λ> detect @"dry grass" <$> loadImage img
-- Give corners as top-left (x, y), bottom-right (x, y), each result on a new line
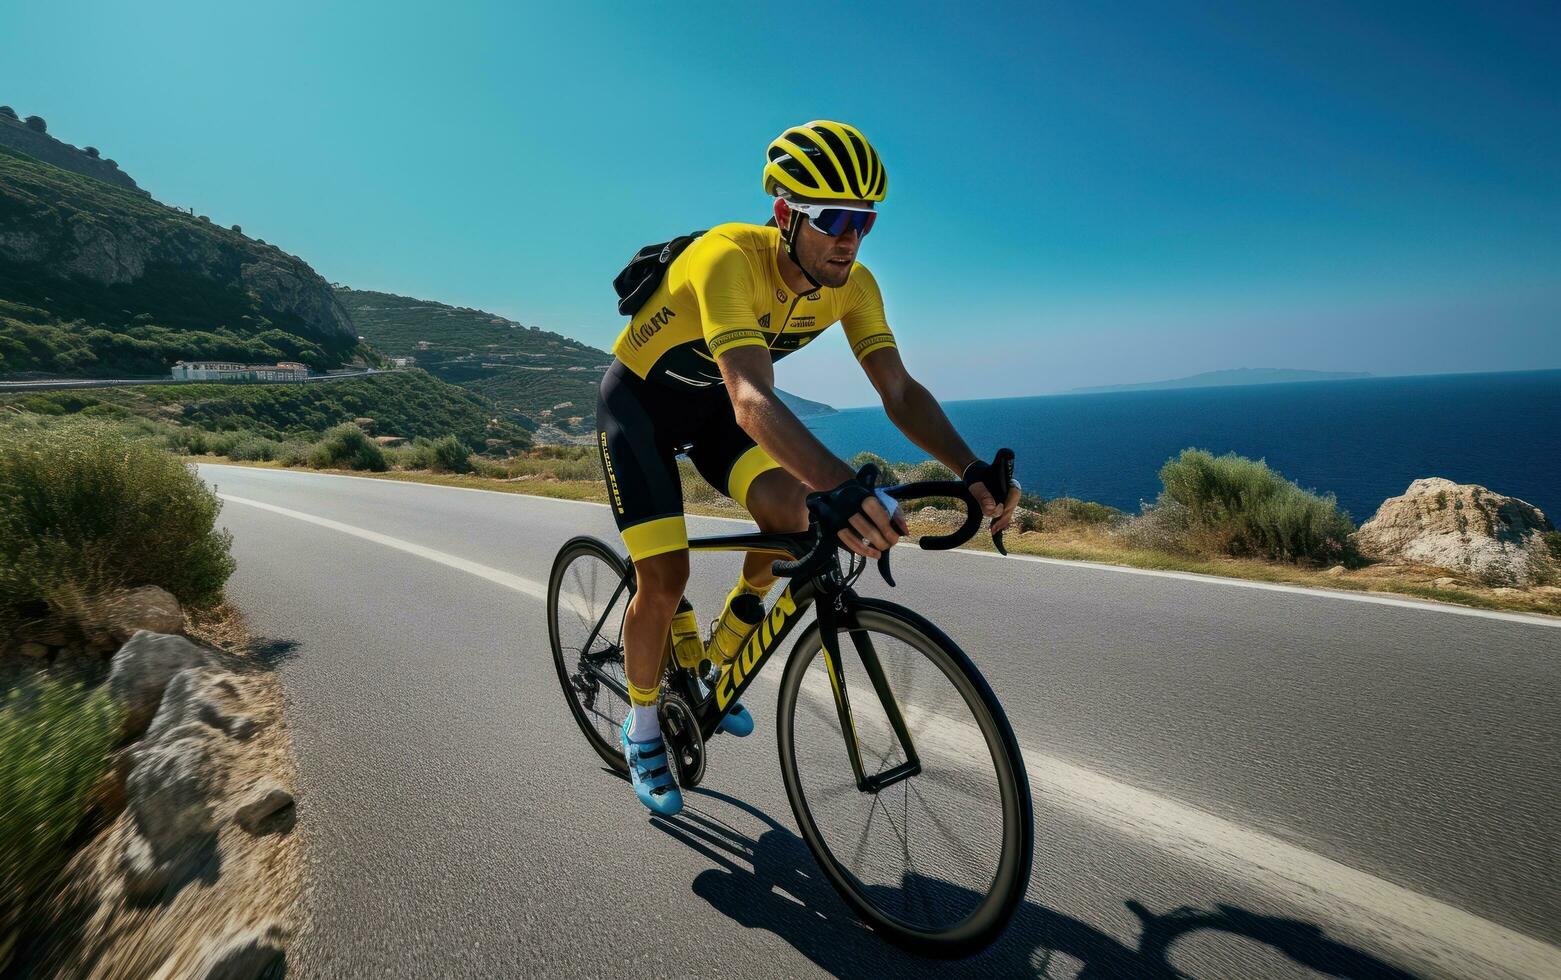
top-left (199, 459), bottom-right (1561, 620)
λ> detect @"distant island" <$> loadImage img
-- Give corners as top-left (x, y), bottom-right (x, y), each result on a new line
top-left (1068, 368), bottom-right (1371, 395)
top-left (776, 389), bottom-right (837, 418)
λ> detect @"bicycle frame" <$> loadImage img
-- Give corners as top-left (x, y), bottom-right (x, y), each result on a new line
top-left (576, 526), bottom-right (924, 795)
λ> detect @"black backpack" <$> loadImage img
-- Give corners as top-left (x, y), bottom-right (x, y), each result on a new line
top-left (612, 231), bottom-right (705, 317)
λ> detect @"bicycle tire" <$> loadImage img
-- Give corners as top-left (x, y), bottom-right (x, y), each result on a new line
top-left (776, 598), bottom-right (1033, 957)
top-left (548, 535), bottom-right (634, 773)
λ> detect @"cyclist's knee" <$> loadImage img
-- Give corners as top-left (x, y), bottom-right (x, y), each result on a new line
top-left (632, 550), bottom-right (689, 610)
top-left (746, 470), bottom-right (807, 531)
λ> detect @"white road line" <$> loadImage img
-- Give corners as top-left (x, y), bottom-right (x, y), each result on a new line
top-left (218, 494), bottom-right (548, 601)
top-left (202, 463), bottom-right (1561, 629)
top-left (219, 490), bottom-right (1561, 979)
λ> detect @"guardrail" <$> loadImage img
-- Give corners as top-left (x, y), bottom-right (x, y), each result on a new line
top-left (0, 370), bottom-right (384, 393)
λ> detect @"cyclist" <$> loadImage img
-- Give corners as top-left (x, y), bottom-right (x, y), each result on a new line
top-left (598, 120), bottom-right (1020, 815)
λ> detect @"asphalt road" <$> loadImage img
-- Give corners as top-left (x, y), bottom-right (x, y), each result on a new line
top-left (197, 463), bottom-right (1561, 979)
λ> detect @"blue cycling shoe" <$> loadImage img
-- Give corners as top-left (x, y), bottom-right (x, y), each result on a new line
top-left (620, 718), bottom-right (683, 816)
top-left (716, 701), bottom-right (754, 737)
top-left (698, 668), bottom-right (754, 737)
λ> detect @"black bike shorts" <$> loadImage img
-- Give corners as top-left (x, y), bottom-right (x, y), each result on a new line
top-left (595, 360), bottom-right (781, 561)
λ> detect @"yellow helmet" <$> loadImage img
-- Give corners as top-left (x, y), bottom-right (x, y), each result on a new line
top-left (764, 121), bottom-right (887, 202)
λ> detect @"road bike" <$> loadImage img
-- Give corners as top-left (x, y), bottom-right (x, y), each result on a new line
top-left (547, 452), bottom-right (1034, 956)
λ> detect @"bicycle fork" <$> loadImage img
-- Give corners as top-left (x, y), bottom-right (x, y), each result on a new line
top-left (817, 596), bottom-right (922, 794)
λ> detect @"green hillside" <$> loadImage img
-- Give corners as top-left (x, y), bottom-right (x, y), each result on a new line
top-left (2, 371), bottom-right (527, 449)
top-left (0, 143), bottom-right (361, 377)
top-left (335, 287), bottom-right (610, 424)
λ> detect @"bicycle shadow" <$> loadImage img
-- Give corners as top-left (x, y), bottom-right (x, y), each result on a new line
top-left (651, 788), bottom-right (1420, 979)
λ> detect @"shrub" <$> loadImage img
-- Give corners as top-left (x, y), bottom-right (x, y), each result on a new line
top-left (1155, 448), bottom-right (1353, 562)
top-left (0, 106), bottom-right (17, 120)
top-left (0, 422), bottom-right (236, 636)
top-left (1046, 497), bottom-right (1123, 527)
top-left (83, 146), bottom-right (100, 158)
top-left (275, 440), bottom-right (313, 467)
top-left (306, 423), bottom-right (387, 471)
top-left (0, 680), bottom-right (120, 946)
top-left (427, 435), bottom-right (473, 474)
top-left (230, 224), bottom-right (242, 234)
top-left (850, 452), bottom-right (899, 484)
top-left (226, 435), bottom-right (279, 462)
top-left (900, 459), bottom-right (957, 483)
top-left (23, 115), bottom-right (46, 133)
top-left (1545, 531), bottom-right (1561, 561)
top-left (1116, 496), bottom-right (1197, 554)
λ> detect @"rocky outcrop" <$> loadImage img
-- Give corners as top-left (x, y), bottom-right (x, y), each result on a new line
top-left (122, 724), bottom-right (230, 900)
top-left (1352, 478), bottom-right (1557, 587)
top-left (0, 142), bottom-right (357, 344)
top-left (109, 631), bottom-right (210, 737)
top-left (0, 112), bottom-right (146, 194)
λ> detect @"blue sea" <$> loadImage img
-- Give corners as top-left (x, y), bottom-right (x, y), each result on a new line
top-left (802, 370), bottom-right (1561, 522)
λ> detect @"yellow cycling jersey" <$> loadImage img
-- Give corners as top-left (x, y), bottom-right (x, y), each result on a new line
top-left (610, 222), bottom-right (896, 388)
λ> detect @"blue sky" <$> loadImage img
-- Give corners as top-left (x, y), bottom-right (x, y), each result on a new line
top-left (4, 1), bottom-right (1558, 404)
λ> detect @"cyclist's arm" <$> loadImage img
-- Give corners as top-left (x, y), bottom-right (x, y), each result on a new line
top-left (717, 346), bottom-right (854, 492)
top-left (860, 347), bottom-right (1016, 528)
top-left (716, 347), bottom-right (902, 556)
top-left (859, 347), bottom-right (981, 478)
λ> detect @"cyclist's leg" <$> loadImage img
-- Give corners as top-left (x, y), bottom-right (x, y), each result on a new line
top-left (736, 465), bottom-right (809, 590)
top-left (596, 364), bottom-right (693, 810)
top-left (687, 415), bottom-right (803, 654)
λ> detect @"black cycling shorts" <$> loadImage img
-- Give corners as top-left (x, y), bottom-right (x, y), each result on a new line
top-left (595, 360), bottom-right (781, 561)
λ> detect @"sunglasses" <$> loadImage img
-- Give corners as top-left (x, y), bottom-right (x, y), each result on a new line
top-left (787, 201), bottom-right (878, 238)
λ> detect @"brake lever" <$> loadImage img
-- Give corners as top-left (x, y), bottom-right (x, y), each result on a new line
top-left (877, 550), bottom-right (896, 588)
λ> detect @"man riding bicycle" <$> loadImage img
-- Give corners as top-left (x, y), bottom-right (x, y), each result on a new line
top-left (597, 120), bottom-right (1021, 816)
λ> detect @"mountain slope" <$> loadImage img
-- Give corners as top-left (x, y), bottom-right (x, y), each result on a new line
top-left (338, 287), bottom-right (839, 427)
top-left (335, 287), bottom-right (609, 423)
top-left (0, 144), bottom-right (359, 376)
top-left (1070, 368), bottom-right (1371, 394)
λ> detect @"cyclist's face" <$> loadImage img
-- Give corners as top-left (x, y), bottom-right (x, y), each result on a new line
top-left (783, 199), bottom-right (873, 289)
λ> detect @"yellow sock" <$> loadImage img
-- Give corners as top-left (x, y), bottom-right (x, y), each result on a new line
top-left (627, 679), bottom-right (660, 707)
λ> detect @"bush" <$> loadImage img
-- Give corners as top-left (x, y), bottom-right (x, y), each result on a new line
top-left (0, 422), bottom-right (236, 636)
top-left (0, 680), bottom-right (120, 946)
top-left (850, 452), bottom-right (899, 484)
top-left (230, 224), bottom-right (242, 234)
top-left (0, 106), bottom-right (17, 120)
top-left (900, 459), bottom-right (956, 483)
top-left (23, 114), bottom-right (46, 133)
top-left (427, 435), bottom-right (473, 474)
top-left (83, 146), bottom-right (100, 158)
top-left (275, 440), bottom-right (313, 467)
top-left (306, 423), bottom-right (387, 471)
top-left (227, 435), bottom-right (279, 462)
top-left (1154, 448), bottom-right (1353, 562)
top-left (1545, 531), bottom-right (1561, 561)
top-left (1046, 497), bottom-right (1123, 527)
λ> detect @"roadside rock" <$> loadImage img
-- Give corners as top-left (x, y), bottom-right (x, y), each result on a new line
top-left (145, 669), bottom-right (257, 743)
top-left (122, 725), bottom-right (229, 899)
top-left (177, 923), bottom-right (287, 980)
top-left (1325, 565), bottom-right (1347, 577)
top-left (109, 631), bottom-right (209, 737)
top-left (234, 780), bottom-right (295, 834)
top-left (89, 586), bottom-right (185, 643)
top-left (1352, 478), bottom-right (1556, 588)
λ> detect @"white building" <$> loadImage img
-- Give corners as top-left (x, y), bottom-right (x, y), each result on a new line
top-left (171, 361), bottom-right (309, 382)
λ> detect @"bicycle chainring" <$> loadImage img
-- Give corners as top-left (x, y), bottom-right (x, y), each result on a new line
top-left (658, 693), bottom-right (706, 789)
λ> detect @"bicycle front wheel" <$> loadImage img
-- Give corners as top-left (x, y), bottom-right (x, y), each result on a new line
top-left (776, 599), bottom-right (1033, 957)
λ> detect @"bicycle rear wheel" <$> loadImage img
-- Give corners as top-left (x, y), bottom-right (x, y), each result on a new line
top-left (548, 535), bottom-right (634, 773)
top-left (776, 598), bottom-right (1033, 956)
